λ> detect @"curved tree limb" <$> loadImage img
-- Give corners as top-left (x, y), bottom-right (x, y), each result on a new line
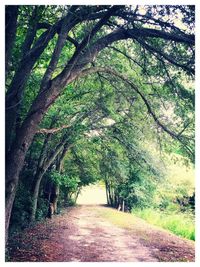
top-left (77, 67), bottom-right (193, 145)
top-left (126, 27), bottom-right (195, 46)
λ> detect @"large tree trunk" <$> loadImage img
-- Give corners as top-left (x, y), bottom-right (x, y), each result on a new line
top-left (6, 121), bottom-right (54, 238)
top-left (5, 5), bottom-right (18, 74)
top-left (6, 140), bottom-right (35, 243)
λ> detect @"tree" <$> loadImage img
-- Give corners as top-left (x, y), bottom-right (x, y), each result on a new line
top-left (5, 5), bottom-right (195, 241)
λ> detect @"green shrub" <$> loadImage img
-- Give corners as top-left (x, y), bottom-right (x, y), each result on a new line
top-left (36, 197), bottom-right (49, 220)
top-left (10, 182), bottom-right (32, 232)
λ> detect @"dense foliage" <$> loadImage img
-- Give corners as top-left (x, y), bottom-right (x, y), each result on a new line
top-left (6, 5), bottom-right (195, 241)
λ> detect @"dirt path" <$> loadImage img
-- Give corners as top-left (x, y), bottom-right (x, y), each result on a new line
top-left (8, 205), bottom-right (195, 262)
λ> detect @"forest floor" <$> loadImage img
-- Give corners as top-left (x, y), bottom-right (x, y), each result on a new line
top-left (7, 205), bottom-right (195, 262)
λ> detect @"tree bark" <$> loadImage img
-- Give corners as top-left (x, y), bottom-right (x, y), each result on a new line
top-left (105, 180), bottom-right (110, 205)
top-left (30, 144), bottom-right (64, 221)
top-left (30, 169), bottom-right (44, 222)
top-left (5, 178), bottom-right (18, 243)
top-left (74, 188), bottom-right (81, 203)
top-left (5, 5), bottom-right (18, 74)
top-left (105, 181), bottom-right (113, 207)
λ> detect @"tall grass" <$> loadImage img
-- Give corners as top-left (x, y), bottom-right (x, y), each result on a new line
top-left (132, 208), bottom-right (195, 241)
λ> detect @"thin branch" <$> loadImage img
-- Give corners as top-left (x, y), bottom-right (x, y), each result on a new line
top-left (135, 37), bottom-right (194, 75)
top-left (108, 45), bottom-right (143, 68)
top-left (37, 124), bottom-right (71, 134)
top-left (66, 36), bottom-right (79, 48)
top-left (177, 121), bottom-right (192, 137)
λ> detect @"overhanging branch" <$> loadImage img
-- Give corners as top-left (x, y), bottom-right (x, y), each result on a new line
top-left (77, 66), bottom-right (190, 143)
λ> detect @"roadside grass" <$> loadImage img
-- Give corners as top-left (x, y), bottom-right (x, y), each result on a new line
top-left (98, 206), bottom-right (195, 241)
top-left (98, 207), bottom-right (137, 229)
top-left (132, 208), bottom-right (195, 241)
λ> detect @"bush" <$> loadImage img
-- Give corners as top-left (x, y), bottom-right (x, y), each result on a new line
top-left (36, 197), bottom-right (49, 220)
top-left (9, 182), bottom-right (32, 232)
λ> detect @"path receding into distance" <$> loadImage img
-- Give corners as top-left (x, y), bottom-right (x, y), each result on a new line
top-left (8, 184), bottom-right (194, 262)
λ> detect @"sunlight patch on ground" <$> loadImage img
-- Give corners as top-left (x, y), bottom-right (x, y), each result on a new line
top-left (77, 183), bottom-right (107, 205)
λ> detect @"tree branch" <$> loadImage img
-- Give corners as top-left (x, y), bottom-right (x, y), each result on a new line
top-left (126, 27), bottom-right (195, 46)
top-left (40, 6), bottom-right (79, 91)
top-left (108, 45), bottom-right (143, 68)
top-left (66, 36), bottom-right (79, 48)
top-left (37, 124), bottom-right (70, 134)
